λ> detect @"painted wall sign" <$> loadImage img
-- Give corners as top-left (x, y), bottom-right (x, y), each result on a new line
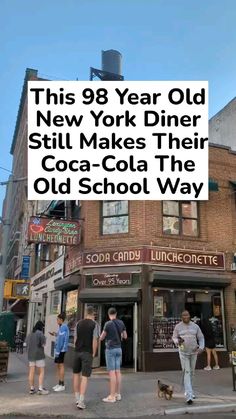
top-left (28, 217), bottom-right (81, 246)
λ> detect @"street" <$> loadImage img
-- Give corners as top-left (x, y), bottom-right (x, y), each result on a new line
top-left (1, 353), bottom-right (236, 418)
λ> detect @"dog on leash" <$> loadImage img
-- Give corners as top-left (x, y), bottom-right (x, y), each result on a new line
top-left (157, 379), bottom-right (173, 400)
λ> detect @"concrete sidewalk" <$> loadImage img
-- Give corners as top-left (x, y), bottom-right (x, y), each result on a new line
top-left (0, 352), bottom-right (236, 417)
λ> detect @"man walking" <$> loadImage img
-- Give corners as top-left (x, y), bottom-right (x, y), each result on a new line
top-left (51, 313), bottom-right (69, 392)
top-left (172, 310), bottom-right (204, 404)
top-left (73, 306), bottom-right (99, 410)
top-left (100, 307), bottom-right (127, 403)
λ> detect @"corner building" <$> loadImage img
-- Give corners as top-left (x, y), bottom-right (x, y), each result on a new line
top-left (63, 143), bottom-right (236, 371)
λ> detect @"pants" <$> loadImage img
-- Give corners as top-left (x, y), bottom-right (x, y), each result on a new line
top-left (179, 352), bottom-right (197, 399)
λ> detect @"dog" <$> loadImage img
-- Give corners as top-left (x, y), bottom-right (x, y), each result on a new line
top-left (157, 379), bottom-right (173, 400)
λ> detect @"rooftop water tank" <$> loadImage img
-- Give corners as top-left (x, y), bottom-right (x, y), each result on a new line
top-left (102, 50), bottom-right (122, 76)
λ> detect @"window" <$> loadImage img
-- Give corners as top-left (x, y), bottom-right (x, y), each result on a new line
top-left (50, 291), bottom-right (61, 315)
top-left (102, 201), bottom-right (128, 235)
top-left (65, 290), bottom-right (78, 343)
top-left (163, 201), bottom-right (198, 236)
top-left (152, 288), bottom-right (225, 350)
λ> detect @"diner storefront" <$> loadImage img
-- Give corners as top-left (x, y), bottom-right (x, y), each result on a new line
top-left (64, 245), bottom-right (232, 371)
top-left (27, 255), bottom-right (64, 357)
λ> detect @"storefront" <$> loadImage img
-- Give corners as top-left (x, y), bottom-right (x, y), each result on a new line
top-left (80, 269), bottom-right (141, 371)
top-left (142, 247), bottom-right (230, 371)
top-left (64, 245), bottom-right (232, 371)
top-left (27, 255), bottom-right (64, 357)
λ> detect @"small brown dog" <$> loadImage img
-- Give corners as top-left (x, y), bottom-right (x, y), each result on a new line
top-left (157, 379), bottom-right (174, 400)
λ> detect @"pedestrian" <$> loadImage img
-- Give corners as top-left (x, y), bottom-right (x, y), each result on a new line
top-left (50, 313), bottom-right (69, 392)
top-left (73, 306), bottom-right (99, 410)
top-left (172, 310), bottom-right (204, 404)
top-left (200, 318), bottom-right (220, 371)
top-left (26, 320), bottom-right (49, 395)
top-left (100, 307), bottom-right (127, 403)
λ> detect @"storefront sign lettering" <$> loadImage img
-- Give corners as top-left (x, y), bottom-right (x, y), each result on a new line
top-left (91, 273), bottom-right (132, 287)
top-left (147, 248), bottom-right (224, 269)
top-left (65, 246), bottom-right (225, 272)
top-left (85, 249), bottom-right (142, 266)
top-left (28, 217), bottom-right (81, 246)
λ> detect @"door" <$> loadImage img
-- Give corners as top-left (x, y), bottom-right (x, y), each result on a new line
top-left (84, 303), bottom-right (102, 368)
top-left (101, 303), bottom-right (134, 368)
top-left (133, 302), bottom-right (138, 372)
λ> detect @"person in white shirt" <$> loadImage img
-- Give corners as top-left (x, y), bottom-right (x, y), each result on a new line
top-left (172, 310), bottom-right (205, 404)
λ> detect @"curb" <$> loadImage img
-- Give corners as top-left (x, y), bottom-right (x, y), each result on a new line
top-left (164, 402), bottom-right (236, 415)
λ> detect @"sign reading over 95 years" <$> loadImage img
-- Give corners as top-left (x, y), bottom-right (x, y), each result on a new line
top-left (28, 81), bottom-right (208, 200)
top-left (28, 216), bottom-right (81, 245)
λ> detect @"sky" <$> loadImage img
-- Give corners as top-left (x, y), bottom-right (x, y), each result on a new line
top-left (0, 0), bottom-right (236, 213)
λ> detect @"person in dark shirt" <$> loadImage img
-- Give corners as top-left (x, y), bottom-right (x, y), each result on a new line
top-left (26, 321), bottom-right (49, 395)
top-left (73, 306), bottom-right (99, 410)
top-left (100, 307), bottom-right (127, 403)
top-left (200, 318), bottom-right (220, 370)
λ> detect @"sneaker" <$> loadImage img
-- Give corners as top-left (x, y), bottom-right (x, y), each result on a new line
top-left (53, 384), bottom-right (60, 391)
top-left (213, 365), bottom-right (220, 370)
top-left (185, 392), bottom-right (196, 399)
top-left (29, 388), bottom-right (36, 395)
top-left (204, 366), bottom-right (212, 371)
top-left (37, 388), bottom-right (49, 395)
top-left (115, 393), bottom-right (122, 401)
top-left (186, 398), bottom-right (193, 405)
top-left (54, 385), bottom-right (65, 392)
top-left (102, 396), bottom-right (116, 403)
top-left (77, 400), bottom-right (86, 409)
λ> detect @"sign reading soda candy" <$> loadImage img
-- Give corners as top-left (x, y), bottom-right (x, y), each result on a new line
top-left (28, 217), bottom-right (81, 246)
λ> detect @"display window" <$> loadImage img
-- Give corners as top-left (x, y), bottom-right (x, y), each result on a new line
top-left (65, 290), bottom-right (78, 343)
top-left (50, 290), bottom-right (61, 315)
top-left (152, 288), bottom-right (225, 351)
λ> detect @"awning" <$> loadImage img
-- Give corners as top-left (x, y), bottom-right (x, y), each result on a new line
top-left (79, 287), bottom-right (141, 302)
top-left (151, 270), bottom-right (231, 288)
top-left (54, 274), bottom-right (80, 291)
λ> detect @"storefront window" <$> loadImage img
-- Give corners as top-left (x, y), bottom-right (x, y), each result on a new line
top-left (163, 201), bottom-right (198, 237)
top-left (50, 291), bottom-right (61, 315)
top-left (152, 288), bottom-right (225, 350)
top-left (102, 201), bottom-right (129, 235)
top-left (65, 290), bottom-right (78, 343)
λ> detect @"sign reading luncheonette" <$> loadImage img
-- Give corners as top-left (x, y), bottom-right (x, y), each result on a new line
top-left (28, 217), bottom-right (81, 246)
top-left (65, 246), bottom-right (225, 275)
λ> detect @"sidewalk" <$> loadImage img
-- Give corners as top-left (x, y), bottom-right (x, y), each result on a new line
top-left (0, 352), bottom-right (236, 417)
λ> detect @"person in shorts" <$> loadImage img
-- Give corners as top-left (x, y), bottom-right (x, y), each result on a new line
top-left (200, 318), bottom-right (220, 370)
top-left (50, 313), bottom-right (69, 392)
top-left (100, 307), bottom-right (127, 403)
top-left (73, 306), bottom-right (99, 410)
top-left (26, 320), bottom-right (49, 395)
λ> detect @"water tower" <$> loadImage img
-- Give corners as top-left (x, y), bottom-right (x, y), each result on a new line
top-left (90, 49), bottom-right (124, 81)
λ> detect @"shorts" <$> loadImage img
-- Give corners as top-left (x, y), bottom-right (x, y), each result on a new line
top-left (29, 359), bottom-right (45, 368)
top-left (205, 339), bottom-right (216, 349)
top-left (105, 347), bottom-right (122, 371)
top-left (54, 352), bottom-right (66, 364)
top-left (73, 351), bottom-right (93, 377)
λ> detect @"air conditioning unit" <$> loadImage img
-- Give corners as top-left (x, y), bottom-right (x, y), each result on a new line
top-left (231, 263), bottom-right (236, 271)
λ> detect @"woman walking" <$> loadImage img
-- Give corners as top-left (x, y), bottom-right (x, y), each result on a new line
top-left (26, 321), bottom-right (49, 395)
top-left (201, 318), bottom-right (220, 371)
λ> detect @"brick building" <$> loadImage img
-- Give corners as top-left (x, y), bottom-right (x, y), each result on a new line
top-left (60, 144), bottom-right (236, 371)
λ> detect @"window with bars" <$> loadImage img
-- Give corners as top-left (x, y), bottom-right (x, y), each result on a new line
top-left (101, 201), bottom-right (129, 235)
top-left (162, 201), bottom-right (198, 237)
